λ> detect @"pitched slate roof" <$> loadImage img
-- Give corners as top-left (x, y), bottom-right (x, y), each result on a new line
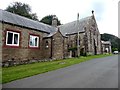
top-left (43, 30), bottom-right (57, 38)
top-left (43, 28), bottom-right (68, 38)
top-left (0, 9), bottom-right (56, 33)
top-left (101, 41), bottom-right (111, 45)
top-left (0, 9), bottom-right (94, 37)
top-left (59, 16), bottom-right (92, 36)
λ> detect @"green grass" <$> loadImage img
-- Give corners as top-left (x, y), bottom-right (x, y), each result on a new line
top-left (2, 54), bottom-right (113, 84)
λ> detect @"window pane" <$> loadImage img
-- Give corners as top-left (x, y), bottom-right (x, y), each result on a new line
top-left (35, 37), bottom-right (37, 46)
top-left (30, 36), bottom-right (33, 46)
top-left (33, 37), bottom-right (35, 46)
top-left (14, 34), bottom-right (18, 44)
top-left (29, 35), bottom-right (39, 47)
top-left (7, 32), bottom-right (13, 44)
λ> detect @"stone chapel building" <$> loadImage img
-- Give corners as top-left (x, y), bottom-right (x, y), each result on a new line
top-left (0, 9), bottom-right (102, 66)
top-left (101, 41), bottom-right (112, 54)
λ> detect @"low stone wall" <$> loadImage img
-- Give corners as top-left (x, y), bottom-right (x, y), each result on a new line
top-left (2, 57), bottom-right (67, 67)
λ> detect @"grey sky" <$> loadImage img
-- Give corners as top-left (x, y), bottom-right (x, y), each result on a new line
top-left (0, 0), bottom-right (118, 36)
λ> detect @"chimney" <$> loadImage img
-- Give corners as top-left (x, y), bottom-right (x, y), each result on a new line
top-left (52, 15), bottom-right (58, 27)
top-left (92, 10), bottom-right (94, 15)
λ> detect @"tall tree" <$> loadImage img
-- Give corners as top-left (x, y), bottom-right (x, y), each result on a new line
top-left (5, 2), bottom-right (38, 21)
top-left (40, 15), bottom-right (61, 26)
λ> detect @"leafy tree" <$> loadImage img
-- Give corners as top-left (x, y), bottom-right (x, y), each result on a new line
top-left (40, 15), bottom-right (61, 26)
top-left (112, 48), bottom-right (118, 51)
top-left (5, 2), bottom-right (38, 21)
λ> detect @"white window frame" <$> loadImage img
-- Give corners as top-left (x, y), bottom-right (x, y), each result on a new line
top-left (6, 31), bottom-right (20, 46)
top-left (29, 35), bottom-right (39, 48)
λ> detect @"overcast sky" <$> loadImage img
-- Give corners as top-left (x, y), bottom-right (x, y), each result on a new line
top-left (0, 0), bottom-right (118, 36)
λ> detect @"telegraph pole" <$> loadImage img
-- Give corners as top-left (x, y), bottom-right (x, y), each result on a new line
top-left (77, 13), bottom-right (80, 57)
top-left (77, 31), bottom-right (80, 57)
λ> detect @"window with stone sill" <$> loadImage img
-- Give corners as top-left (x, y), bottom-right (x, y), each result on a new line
top-left (29, 35), bottom-right (39, 47)
top-left (6, 31), bottom-right (20, 46)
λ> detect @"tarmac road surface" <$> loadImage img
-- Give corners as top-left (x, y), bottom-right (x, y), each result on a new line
top-left (3, 55), bottom-right (118, 88)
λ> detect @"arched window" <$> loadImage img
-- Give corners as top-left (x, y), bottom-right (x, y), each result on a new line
top-left (79, 39), bottom-right (80, 45)
top-left (75, 35), bottom-right (81, 46)
top-left (90, 30), bottom-right (92, 44)
top-left (70, 40), bottom-right (73, 47)
top-left (97, 34), bottom-right (99, 46)
top-left (75, 35), bottom-right (77, 46)
top-left (78, 35), bottom-right (81, 45)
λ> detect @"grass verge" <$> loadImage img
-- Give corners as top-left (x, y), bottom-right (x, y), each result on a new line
top-left (2, 54), bottom-right (113, 83)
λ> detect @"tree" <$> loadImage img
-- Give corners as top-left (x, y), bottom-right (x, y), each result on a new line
top-left (5, 2), bottom-right (38, 21)
top-left (40, 15), bottom-right (61, 26)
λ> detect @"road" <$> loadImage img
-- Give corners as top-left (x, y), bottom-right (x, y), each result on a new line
top-left (3, 55), bottom-right (118, 88)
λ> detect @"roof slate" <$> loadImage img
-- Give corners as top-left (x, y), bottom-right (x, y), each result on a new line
top-left (101, 41), bottom-right (111, 45)
top-left (0, 9), bottom-right (93, 37)
top-left (59, 16), bottom-right (92, 36)
top-left (0, 9), bottom-right (56, 33)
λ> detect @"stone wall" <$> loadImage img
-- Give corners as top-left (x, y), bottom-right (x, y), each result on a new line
top-left (66, 33), bottom-right (86, 57)
top-left (0, 22), bottom-right (2, 65)
top-left (63, 37), bottom-right (69, 58)
top-left (85, 15), bottom-right (101, 55)
top-left (43, 32), bottom-right (69, 59)
top-left (42, 38), bottom-right (52, 59)
top-left (67, 34), bottom-right (77, 57)
top-left (2, 23), bottom-right (48, 63)
top-left (52, 31), bottom-right (64, 59)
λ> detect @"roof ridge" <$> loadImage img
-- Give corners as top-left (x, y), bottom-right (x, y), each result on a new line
top-left (59, 15), bottom-right (92, 36)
